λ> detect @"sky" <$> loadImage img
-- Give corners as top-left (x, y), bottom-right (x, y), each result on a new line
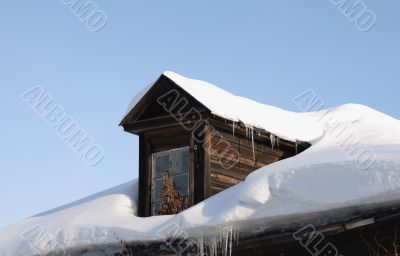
top-left (0, 0), bottom-right (399, 228)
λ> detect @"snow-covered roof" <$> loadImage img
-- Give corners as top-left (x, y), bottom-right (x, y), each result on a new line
top-left (124, 71), bottom-right (321, 142)
top-left (2, 72), bottom-right (400, 255)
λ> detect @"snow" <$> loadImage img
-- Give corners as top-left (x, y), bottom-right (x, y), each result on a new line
top-left (161, 71), bottom-right (323, 143)
top-left (1, 72), bottom-right (400, 255)
top-left (124, 71), bottom-right (322, 142)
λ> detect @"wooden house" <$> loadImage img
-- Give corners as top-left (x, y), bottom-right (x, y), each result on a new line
top-left (121, 73), bottom-right (310, 217)
top-left (59, 72), bottom-right (400, 256)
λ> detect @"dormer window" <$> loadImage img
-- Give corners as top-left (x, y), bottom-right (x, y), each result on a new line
top-left (151, 147), bottom-right (190, 215)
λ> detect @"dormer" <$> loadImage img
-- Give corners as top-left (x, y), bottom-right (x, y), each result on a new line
top-left (121, 72), bottom-right (310, 217)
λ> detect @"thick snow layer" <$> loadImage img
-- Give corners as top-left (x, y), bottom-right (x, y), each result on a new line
top-left (125, 71), bottom-right (322, 142)
top-left (2, 72), bottom-right (400, 255)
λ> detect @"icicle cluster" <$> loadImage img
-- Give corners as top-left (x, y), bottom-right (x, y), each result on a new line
top-left (197, 228), bottom-right (238, 256)
top-left (269, 133), bottom-right (281, 151)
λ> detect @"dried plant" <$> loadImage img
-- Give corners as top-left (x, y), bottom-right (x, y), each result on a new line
top-left (158, 172), bottom-right (188, 215)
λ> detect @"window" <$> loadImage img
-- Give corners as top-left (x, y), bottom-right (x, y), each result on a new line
top-left (151, 147), bottom-right (190, 215)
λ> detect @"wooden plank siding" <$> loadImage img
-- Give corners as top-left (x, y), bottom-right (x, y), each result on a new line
top-left (206, 123), bottom-right (295, 197)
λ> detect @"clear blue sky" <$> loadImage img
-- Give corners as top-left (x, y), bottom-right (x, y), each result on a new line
top-left (1, 1), bottom-right (399, 228)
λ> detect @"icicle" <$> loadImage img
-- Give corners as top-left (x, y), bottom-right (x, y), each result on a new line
top-left (228, 229), bottom-right (234, 256)
top-left (295, 141), bottom-right (298, 155)
top-left (232, 122), bottom-right (235, 138)
top-left (251, 127), bottom-right (255, 164)
top-left (199, 236), bottom-right (204, 256)
top-left (230, 234), bottom-right (233, 256)
top-left (277, 137), bottom-right (280, 150)
top-left (270, 134), bottom-right (276, 151)
top-left (224, 230), bottom-right (229, 256)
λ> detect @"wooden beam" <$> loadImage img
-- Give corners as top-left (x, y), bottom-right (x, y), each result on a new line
top-left (137, 134), bottom-right (148, 217)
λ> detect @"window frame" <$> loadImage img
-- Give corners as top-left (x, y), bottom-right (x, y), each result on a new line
top-left (151, 146), bottom-right (190, 215)
top-left (139, 126), bottom-right (197, 217)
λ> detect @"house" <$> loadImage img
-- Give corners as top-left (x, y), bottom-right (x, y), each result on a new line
top-left (120, 72), bottom-right (310, 217)
top-left (2, 71), bottom-right (400, 256)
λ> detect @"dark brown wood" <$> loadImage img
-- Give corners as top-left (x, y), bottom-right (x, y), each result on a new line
top-left (138, 134), bottom-right (152, 217)
top-left (210, 171), bottom-right (242, 186)
top-left (123, 116), bottom-right (183, 134)
top-left (145, 149), bottom-right (152, 217)
top-left (210, 166), bottom-right (248, 180)
top-left (193, 125), bottom-right (205, 204)
top-left (189, 136), bottom-right (195, 207)
top-left (205, 121), bottom-right (298, 196)
top-left (208, 117), bottom-right (309, 155)
top-left (146, 128), bottom-right (190, 153)
top-left (203, 124), bottom-right (212, 199)
top-left (137, 135), bottom-right (146, 217)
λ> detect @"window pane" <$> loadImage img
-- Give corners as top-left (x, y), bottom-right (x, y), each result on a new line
top-left (153, 153), bottom-right (170, 179)
top-left (152, 202), bottom-right (161, 216)
top-left (171, 173), bottom-right (189, 197)
top-left (151, 178), bottom-right (164, 203)
top-left (171, 147), bottom-right (189, 175)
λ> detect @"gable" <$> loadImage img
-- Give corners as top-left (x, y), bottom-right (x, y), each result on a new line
top-left (121, 74), bottom-right (209, 134)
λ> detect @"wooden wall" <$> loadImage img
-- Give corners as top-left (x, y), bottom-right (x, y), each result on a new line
top-left (205, 121), bottom-right (296, 197)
